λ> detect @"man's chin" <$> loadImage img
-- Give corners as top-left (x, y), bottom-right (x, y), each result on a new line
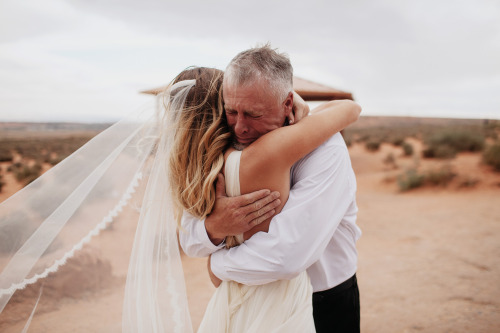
top-left (232, 136), bottom-right (254, 150)
top-left (232, 141), bottom-right (248, 151)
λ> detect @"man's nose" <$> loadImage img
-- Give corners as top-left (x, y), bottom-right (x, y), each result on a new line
top-left (234, 115), bottom-right (249, 135)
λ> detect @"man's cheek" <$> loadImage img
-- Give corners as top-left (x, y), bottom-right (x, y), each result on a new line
top-left (226, 118), bottom-right (236, 129)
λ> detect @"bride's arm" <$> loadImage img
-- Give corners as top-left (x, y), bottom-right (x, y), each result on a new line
top-left (243, 99), bottom-right (361, 178)
top-left (235, 99), bottom-right (360, 241)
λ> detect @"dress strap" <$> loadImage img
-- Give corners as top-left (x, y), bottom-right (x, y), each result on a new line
top-left (223, 150), bottom-right (244, 247)
top-left (224, 150), bottom-right (242, 197)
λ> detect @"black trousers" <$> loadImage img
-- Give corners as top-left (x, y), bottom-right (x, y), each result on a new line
top-left (312, 274), bottom-right (360, 333)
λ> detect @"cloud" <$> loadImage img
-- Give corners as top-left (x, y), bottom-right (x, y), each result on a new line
top-left (0, 0), bottom-right (499, 121)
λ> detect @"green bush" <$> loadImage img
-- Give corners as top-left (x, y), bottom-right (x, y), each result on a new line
top-left (402, 142), bottom-right (414, 156)
top-left (365, 140), bottom-right (381, 152)
top-left (397, 169), bottom-right (425, 191)
top-left (483, 143), bottom-right (500, 171)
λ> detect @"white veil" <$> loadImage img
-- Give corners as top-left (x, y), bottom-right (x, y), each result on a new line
top-left (0, 80), bottom-right (196, 332)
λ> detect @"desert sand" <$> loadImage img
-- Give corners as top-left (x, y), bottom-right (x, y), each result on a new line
top-left (1, 133), bottom-right (499, 332)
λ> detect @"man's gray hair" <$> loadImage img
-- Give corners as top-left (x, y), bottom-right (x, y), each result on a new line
top-left (224, 44), bottom-right (293, 104)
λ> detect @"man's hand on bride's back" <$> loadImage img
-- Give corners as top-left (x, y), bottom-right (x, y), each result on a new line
top-left (205, 174), bottom-right (281, 245)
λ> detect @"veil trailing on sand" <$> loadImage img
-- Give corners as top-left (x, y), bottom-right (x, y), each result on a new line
top-left (0, 80), bottom-right (196, 332)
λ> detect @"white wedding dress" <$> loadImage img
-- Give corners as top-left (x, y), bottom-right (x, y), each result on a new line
top-left (197, 150), bottom-right (316, 333)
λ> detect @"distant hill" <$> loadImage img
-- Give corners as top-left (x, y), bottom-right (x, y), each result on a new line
top-left (0, 122), bottom-right (111, 138)
top-left (348, 116), bottom-right (489, 130)
top-left (0, 117), bottom-right (496, 139)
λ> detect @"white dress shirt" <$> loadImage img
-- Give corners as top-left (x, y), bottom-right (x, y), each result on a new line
top-left (179, 133), bottom-right (361, 292)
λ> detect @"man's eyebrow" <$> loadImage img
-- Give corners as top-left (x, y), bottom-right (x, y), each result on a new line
top-left (223, 106), bottom-right (262, 116)
top-left (245, 110), bottom-right (261, 116)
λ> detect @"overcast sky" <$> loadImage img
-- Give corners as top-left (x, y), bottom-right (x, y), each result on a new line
top-left (1, 0), bottom-right (499, 122)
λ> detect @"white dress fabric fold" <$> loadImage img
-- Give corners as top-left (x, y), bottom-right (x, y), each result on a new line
top-left (197, 150), bottom-right (315, 333)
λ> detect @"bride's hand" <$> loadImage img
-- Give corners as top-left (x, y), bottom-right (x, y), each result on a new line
top-left (208, 255), bottom-right (222, 288)
top-left (289, 91), bottom-right (309, 124)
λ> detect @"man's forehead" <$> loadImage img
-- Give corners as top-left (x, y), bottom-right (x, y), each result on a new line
top-left (224, 77), bottom-right (274, 96)
top-left (224, 95), bottom-right (274, 112)
top-left (224, 101), bottom-right (268, 115)
top-left (224, 82), bottom-right (278, 111)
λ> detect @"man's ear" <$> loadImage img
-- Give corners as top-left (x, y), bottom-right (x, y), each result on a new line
top-left (283, 92), bottom-right (294, 124)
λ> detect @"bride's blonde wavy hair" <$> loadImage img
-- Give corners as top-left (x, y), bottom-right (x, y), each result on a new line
top-left (166, 67), bottom-right (231, 224)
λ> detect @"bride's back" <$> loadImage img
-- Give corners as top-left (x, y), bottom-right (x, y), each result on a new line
top-left (223, 146), bottom-right (291, 242)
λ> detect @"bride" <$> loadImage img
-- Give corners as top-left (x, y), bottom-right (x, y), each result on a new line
top-left (0, 64), bottom-right (359, 331)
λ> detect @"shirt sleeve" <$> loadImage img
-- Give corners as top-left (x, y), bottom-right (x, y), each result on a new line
top-left (210, 135), bottom-right (357, 285)
top-left (178, 211), bottom-right (225, 258)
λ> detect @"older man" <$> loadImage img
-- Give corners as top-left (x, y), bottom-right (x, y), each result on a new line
top-left (180, 45), bottom-right (361, 333)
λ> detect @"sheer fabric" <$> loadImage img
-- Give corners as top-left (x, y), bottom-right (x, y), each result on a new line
top-left (0, 80), bottom-right (196, 332)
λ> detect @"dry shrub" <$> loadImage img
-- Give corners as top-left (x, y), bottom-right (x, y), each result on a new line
top-left (0, 210), bottom-right (36, 253)
top-left (402, 142), bottom-right (414, 156)
top-left (342, 133), bottom-right (353, 147)
top-left (483, 143), bottom-right (500, 171)
top-left (423, 130), bottom-right (485, 159)
top-left (0, 173), bottom-right (5, 193)
top-left (422, 145), bottom-right (456, 158)
top-left (397, 169), bottom-right (425, 191)
top-left (425, 166), bottom-right (456, 186)
top-left (457, 176), bottom-right (480, 188)
top-left (391, 137), bottom-right (405, 146)
top-left (483, 120), bottom-right (500, 139)
top-left (1, 136), bottom-right (92, 166)
top-left (383, 153), bottom-right (398, 169)
top-left (397, 166), bottom-right (456, 191)
top-left (0, 147), bottom-right (13, 162)
top-left (365, 140), bottom-right (381, 152)
top-left (11, 162), bottom-right (42, 185)
top-left (6, 162), bottom-right (22, 172)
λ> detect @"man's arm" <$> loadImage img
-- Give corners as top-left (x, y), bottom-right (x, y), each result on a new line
top-left (179, 211), bottom-right (224, 258)
top-left (178, 174), bottom-right (281, 257)
top-left (210, 134), bottom-right (357, 284)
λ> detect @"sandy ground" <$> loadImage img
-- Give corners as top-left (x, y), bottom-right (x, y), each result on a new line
top-left (1, 142), bottom-right (499, 332)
